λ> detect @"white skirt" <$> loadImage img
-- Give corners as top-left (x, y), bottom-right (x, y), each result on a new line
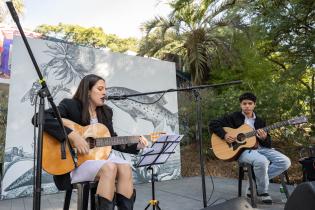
top-left (70, 153), bottom-right (130, 184)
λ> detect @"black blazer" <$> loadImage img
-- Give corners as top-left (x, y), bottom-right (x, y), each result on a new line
top-left (33, 98), bottom-right (139, 190)
top-left (208, 111), bottom-right (272, 149)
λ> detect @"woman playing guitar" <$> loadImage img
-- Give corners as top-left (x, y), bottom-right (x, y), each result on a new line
top-left (36, 74), bottom-right (148, 210)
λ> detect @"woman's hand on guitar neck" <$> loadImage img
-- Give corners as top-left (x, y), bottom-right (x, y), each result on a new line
top-left (137, 136), bottom-right (149, 150)
top-left (224, 133), bottom-right (236, 143)
top-left (68, 131), bottom-right (89, 154)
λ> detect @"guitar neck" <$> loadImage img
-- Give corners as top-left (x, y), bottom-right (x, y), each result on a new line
top-left (94, 135), bottom-right (151, 147)
top-left (245, 120), bottom-right (291, 138)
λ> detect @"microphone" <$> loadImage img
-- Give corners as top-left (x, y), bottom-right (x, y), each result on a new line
top-left (105, 95), bottom-right (125, 100)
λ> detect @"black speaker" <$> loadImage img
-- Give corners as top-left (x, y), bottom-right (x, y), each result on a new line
top-left (285, 181), bottom-right (315, 210)
top-left (201, 197), bottom-right (253, 210)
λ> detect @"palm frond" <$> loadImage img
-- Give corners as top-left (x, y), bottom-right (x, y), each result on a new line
top-left (169, 0), bottom-right (193, 12)
top-left (202, 0), bottom-right (236, 26)
top-left (141, 16), bottom-right (163, 37)
top-left (139, 0), bottom-right (239, 84)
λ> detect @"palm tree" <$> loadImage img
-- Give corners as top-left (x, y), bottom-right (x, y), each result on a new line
top-left (139, 0), bottom-right (238, 84)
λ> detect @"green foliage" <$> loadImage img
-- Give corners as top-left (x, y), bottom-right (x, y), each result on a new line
top-left (172, 0), bottom-right (314, 160)
top-left (248, 0), bottom-right (314, 65)
top-left (178, 26), bottom-right (313, 154)
top-left (35, 23), bottom-right (138, 53)
top-left (139, 0), bottom-right (239, 84)
top-left (0, 85), bottom-right (9, 164)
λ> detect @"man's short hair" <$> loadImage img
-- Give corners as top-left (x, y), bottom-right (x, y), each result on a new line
top-left (239, 92), bottom-right (256, 103)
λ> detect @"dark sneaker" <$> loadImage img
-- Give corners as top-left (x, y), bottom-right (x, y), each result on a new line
top-left (257, 193), bottom-right (273, 204)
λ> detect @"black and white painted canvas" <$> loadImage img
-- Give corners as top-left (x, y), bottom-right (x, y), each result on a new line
top-left (1, 37), bottom-right (180, 199)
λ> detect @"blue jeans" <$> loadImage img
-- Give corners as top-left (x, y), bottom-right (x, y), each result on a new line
top-left (238, 147), bottom-right (291, 194)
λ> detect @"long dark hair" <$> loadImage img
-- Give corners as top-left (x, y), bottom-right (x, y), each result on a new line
top-left (73, 74), bottom-right (108, 125)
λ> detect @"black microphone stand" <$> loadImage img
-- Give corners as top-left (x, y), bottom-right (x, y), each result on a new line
top-left (6, 2), bottom-right (77, 210)
top-left (107, 80), bottom-right (242, 208)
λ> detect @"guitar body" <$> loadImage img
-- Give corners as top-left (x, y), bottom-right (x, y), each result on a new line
top-left (42, 119), bottom-right (112, 175)
top-left (211, 124), bottom-right (257, 161)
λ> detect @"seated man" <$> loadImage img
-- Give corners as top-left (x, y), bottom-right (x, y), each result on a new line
top-left (209, 92), bottom-right (291, 204)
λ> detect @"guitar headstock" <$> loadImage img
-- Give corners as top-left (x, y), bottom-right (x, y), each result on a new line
top-left (288, 116), bottom-right (308, 125)
top-left (149, 132), bottom-right (166, 142)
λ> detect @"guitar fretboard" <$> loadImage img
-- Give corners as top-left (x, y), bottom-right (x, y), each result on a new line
top-left (92, 135), bottom-right (151, 147)
top-left (244, 120), bottom-right (293, 138)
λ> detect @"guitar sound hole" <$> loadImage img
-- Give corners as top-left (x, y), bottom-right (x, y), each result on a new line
top-left (87, 137), bottom-right (95, 149)
top-left (236, 133), bottom-right (246, 143)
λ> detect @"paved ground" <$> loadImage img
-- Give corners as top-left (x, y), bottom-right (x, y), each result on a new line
top-left (0, 176), bottom-right (293, 210)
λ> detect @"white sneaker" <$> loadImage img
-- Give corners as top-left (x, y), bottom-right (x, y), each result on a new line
top-left (257, 193), bottom-right (273, 204)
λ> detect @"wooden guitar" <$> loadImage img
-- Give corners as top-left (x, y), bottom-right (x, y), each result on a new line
top-left (42, 119), bottom-right (161, 175)
top-left (210, 116), bottom-right (308, 161)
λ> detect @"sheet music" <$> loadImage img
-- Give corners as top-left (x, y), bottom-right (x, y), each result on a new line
top-left (137, 134), bottom-right (183, 167)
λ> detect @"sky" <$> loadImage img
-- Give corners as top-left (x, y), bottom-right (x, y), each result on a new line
top-left (20, 0), bottom-right (172, 39)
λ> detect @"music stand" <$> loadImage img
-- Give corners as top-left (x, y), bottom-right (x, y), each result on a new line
top-left (136, 134), bottom-right (183, 210)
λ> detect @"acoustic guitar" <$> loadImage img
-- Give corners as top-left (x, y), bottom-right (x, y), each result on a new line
top-left (42, 118), bottom-right (161, 175)
top-left (210, 116), bottom-right (308, 161)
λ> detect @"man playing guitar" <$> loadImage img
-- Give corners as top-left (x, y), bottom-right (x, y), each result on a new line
top-left (209, 92), bottom-right (291, 204)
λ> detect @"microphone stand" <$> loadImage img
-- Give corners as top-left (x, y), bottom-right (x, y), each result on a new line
top-left (107, 80), bottom-right (242, 208)
top-left (6, 2), bottom-right (77, 210)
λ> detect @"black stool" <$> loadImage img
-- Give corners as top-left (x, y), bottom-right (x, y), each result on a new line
top-left (63, 181), bottom-right (98, 210)
top-left (238, 162), bottom-right (258, 207)
top-left (238, 162), bottom-right (290, 207)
